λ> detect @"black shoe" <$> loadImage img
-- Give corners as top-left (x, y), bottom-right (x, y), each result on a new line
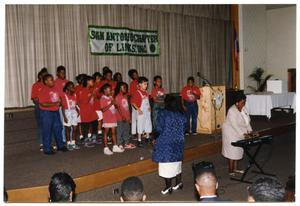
top-left (57, 146), bottom-right (68, 152)
top-left (161, 187), bottom-right (172, 195)
top-left (145, 138), bottom-right (151, 144)
top-left (44, 150), bottom-right (55, 155)
top-left (137, 141), bottom-right (144, 148)
top-left (172, 182), bottom-right (183, 190)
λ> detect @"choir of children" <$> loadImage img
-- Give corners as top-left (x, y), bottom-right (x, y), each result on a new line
top-left (31, 66), bottom-right (201, 155)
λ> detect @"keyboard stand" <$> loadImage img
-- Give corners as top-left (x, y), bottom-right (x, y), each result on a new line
top-left (230, 143), bottom-right (275, 184)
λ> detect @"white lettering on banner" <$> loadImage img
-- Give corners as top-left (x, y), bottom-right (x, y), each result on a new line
top-left (88, 26), bottom-right (160, 56)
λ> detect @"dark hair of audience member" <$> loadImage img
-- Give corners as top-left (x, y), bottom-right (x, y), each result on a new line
top-left (120, 176), bottom-right (145, 202)
top-left (248, 177), bottom-right (285, 202)
top-left (49, 172), bottom-right (76, 202)
top-left (235, 93), bottom-right (247, 103)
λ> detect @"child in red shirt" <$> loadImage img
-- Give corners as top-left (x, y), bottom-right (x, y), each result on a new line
top-left (115, 82), bottom-right (136, 150)
top-left (151, 75), bottom-right (166, 131)
top-left (93, 72), bottom-right (104, 135)
top-left (54, 65), bottom-right (69, 143)
top-left (75, 74), bottom-right (87, 141)
top-left (100, 84), bottom-right (124, 155)
top-left (128, 69), bottom-right (139, 136)
top-left (62, 81), bottom-right (80, 150)
top-left (38, 74), bottom-right (67, 155)
top-left (31, 68), bottom-right (48, 151)
top-left (180, 76), bottom-right (201, 135)
top-left (77, 76), bottom-right (98, 147)
top-left (131, 77), bottom-right (152, 147)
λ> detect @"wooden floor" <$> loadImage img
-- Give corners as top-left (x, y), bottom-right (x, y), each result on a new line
top-left (6, 121), bottom-right (294, 202)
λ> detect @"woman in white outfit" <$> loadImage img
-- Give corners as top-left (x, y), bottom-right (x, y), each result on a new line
top-left (222, 93), bottom-right (254, 176)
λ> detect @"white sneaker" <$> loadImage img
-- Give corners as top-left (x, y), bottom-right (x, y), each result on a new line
top-left (103, 147), bottom-right (113, 155)
top-left (112, 145), bottom-right (124, 153)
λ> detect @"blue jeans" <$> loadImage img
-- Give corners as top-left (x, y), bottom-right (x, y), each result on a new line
top-left (34, 104), bottom-right (43, 144)
top-left (184, 101), bottom-right (198, 133)
top-left (40, 110), bottom-right (65, 152)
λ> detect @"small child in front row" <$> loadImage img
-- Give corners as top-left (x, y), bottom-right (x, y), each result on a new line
top-left (61, 81), bottom-right (80, 150)
top-left (131, 77), bottom-right (152, 147)
top-left (100, 83), bottom-right (124, 155)
top-left (115, 82), bottom-right (136, 150)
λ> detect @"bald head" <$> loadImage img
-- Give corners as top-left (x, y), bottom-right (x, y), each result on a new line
top-left (195, 171), bottom-right (218, 196)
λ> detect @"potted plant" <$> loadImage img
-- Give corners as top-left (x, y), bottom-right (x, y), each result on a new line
top-left (248, 67), bottom-right (273, 92)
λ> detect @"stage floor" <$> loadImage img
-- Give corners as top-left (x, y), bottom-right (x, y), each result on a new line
top-left (4, 114), bottom-right (295, 190)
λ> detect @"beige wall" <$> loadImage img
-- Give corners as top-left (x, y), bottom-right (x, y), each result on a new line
top-left (266, 6), bottom-right (296, 92)
top-left (240, 5), bottom-right (267, 93)
top-left (239, 5), bottom-right (296, 93)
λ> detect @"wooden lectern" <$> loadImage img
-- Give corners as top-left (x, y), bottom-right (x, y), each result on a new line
top-left (197, 85), bottom-right (226, 134)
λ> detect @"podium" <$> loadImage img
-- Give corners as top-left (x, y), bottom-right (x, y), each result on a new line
top-left (197, 86), bottom-right (226, 134)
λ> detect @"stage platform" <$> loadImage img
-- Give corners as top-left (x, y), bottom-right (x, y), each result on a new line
top-left (4, 109), bottom-right (295, 202)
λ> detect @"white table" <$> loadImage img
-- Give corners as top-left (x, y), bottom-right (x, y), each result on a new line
top-left (245, 92), bottom-right (296, 118)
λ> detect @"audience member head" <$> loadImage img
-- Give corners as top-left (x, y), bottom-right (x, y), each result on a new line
top-left (235, 93), bottom-right (247, 111)
top-left (43, 74), bottom-right (55, 87)
top-left (115, 82), bottom-right (128, 96)
top-left (284, 175), bottom-right (295, 201)
top-left (153, 75), bottom-right (162, 88)
top-left (93, 72), bottom-right (102, 84)
top-left (120, 176), bottom-right (146, 202)
top-left (195, 171), bottom-right (218, 198)
top-left (113, 72), bottom-right (122, 82)
top-left (128, 69), bottom-right (138, 80)
top-left (101, 83), bottom-right (112, 96)
top-left (56, 65), bottom-right (66, 80)
top-left (165, 94), bottom-right (183, 113)
top-left (138, 76), bottom-right (148, 91)
top-left (82, 75), bottom-right (94, 88)
top-left (187, 76), bottom-right (195, 87)
top-left (49, 172), bottom-right (76, 202)
top-left (247, 176), bottom-right (285, 202)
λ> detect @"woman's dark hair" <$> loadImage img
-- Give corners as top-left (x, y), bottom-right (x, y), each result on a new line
top-left (115, 82), bottom-right (128, 96)
top-left (235, 93), bottom-right (246, 103)
top-left (138, 76), bottom-right (148, 84)
top-left (49, 172), bottom-right (76, 202)
top-left (63, 81), bottom-right (74, 93)
top-left (82, 75), bottom-right (94, 88)
top-left (165, 94), bottom-right (184, 113)
top-left (100, 83), bottom-right (112, 94)
top-left (128, 69), bottom-right (138, 79)
top-left (113, 72), bottom-right (122, 82)
top-left (75, 73), bottom-right (87, 84)
top-left (187, 76), bottom-right (194, 83)
top-left (93, 72), bottom-right (102, 80)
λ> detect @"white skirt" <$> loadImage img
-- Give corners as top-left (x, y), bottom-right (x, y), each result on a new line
top-left (158, 161), bottom-right (182, 178)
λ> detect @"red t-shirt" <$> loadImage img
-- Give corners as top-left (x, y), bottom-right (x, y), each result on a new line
top-left (38, 86), bottom-right (60, 111)
top-left (61, 93), bottom-right (77, 110)
top-left (129, 80), bottom-right (138, 97)
top-left (131, 89), bottom-right (149, 109)
top-left (99, 80), bottom-right (117, 91)
top-left (100, 95), bottom-right (117, 124)
top-left (115, 93), bottom-right (130, 121)
top-left (151, 87), bottom-right (166, 100)
top-left (54, 78), bottom-right (68, 95)
top-left (31, 81), bottom-right (45, 100)
top-left (180, 85), bottom-right (201, 102)
top-left (94, 82), bottom-right (103, 99)
top-left (77, 87), bottom-right (98, 122)
top-left (75, 85), bottom-right (82, 95)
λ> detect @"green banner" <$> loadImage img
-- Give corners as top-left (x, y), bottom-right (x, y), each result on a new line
top-left (88, 25), bottom-right (160, 56)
